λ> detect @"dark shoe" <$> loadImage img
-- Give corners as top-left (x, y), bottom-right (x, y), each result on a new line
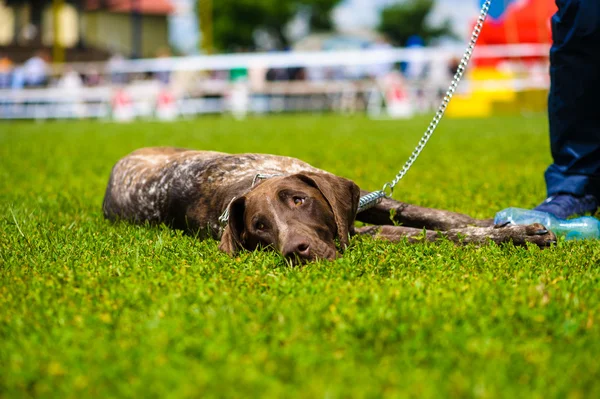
top-left (534, 194), bottom-right (598, 219)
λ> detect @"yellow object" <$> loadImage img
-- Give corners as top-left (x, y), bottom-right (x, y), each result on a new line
top-left (52, 0), bottom-right (65, 63)
top-left (446, 67), bottom-right (543, 118)
top-left (199, 0), bottom-right (213, 54)
top-left (0, 2), bottom-right (15, 45)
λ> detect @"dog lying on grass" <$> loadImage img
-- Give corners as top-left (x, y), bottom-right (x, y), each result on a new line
top-left (103, 147), bottom-right (556, 263)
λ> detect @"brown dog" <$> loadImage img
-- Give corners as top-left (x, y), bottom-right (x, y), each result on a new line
top-left (103, 147), bottom-right (555, 263)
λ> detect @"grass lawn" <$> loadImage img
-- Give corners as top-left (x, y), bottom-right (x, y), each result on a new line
top-left (1, 114), bottom-right (600, 398)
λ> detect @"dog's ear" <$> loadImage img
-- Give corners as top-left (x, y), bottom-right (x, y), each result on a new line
top-left (294, 172), bottom-right (360, 250)
top-left (218, 196), bottom-right (246, 255)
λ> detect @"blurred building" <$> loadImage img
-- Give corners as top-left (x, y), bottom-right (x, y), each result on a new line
top-left (85, 0), bottom-right (172, 58)
top-left (0, 0), bottom-right (172, 62)
top-left (292, 30), bottom-right (387, 52)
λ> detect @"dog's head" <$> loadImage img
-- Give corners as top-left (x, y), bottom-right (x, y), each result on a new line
top-left (218, 172), bottom-right (360, 264)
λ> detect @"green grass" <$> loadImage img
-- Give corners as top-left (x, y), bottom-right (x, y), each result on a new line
top-left (1, 114), bottom-right (600, 398)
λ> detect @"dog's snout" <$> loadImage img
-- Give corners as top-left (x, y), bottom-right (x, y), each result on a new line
top-left (283, 239), bottom-right (311, 260)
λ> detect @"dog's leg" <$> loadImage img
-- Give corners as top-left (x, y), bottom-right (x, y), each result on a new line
top-left (356, 190), bottom-right (494, 230)
top-left (355, 225), bottom-right (439, 243)
top-left (355, 223), bottom-right (556, 247)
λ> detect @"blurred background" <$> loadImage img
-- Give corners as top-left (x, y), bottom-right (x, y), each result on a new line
top-left (0, 0), bottom-right (555, 121)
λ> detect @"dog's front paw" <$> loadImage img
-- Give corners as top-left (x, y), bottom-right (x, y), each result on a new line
top-left (493, 222), bottom-right (556, 247)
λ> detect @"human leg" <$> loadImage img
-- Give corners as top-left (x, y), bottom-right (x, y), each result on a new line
top-left (536, 0), bottom-right (600, 217)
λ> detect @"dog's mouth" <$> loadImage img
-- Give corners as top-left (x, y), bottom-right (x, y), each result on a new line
top-left (246, 240), bottom-right (338, 265)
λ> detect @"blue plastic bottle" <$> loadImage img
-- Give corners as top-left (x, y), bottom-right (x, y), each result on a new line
top-left (494, 207), bottom-right (600, 240)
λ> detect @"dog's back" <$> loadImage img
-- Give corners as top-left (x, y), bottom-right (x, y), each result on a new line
top-left (103, 147), bottom-right (227, 225)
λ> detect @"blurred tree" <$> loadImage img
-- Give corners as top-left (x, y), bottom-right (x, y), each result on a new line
top-left (211, 0), bottom-right (341, 51)
top-left (377, 0), bottom-right (455, 46)
top-left (304, 0), bottom-right (341, 31)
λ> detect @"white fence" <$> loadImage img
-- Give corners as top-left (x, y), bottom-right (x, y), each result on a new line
top-left (0, 44), bottom-right (550, 120)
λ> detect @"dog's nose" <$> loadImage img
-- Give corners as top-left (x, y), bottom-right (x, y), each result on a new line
top-left (283, 239), bottom-right (311, 261)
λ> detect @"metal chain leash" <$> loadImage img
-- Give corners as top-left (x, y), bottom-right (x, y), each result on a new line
top-left (357, 0), bottom-right (492, 213)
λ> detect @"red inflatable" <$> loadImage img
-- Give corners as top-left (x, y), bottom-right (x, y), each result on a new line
top-left (476, 0), bottom-right (557, 66)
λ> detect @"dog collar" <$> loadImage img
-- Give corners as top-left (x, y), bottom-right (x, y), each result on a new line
top-left (218, 173), bottom-right (283, 227)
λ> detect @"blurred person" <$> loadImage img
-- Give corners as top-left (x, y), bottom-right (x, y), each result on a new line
top-left (84, 67), bottom-right (102, 87)
top-left (403, 35), bottom-right (427, 81)
top-left (212, 70), bottom-right (229, 81)
top-left (532, 0), bottom-right (600, 218)
top-left (0, 54), bottom-right (13, 89)
top-left (10, 66), bottom-right (25, 90)
top-left (368, 38), bottom-right (394, 79)
top-left (229, 80), bottom-right (250, 120)
top-left (154, 47), bottom-right (172, 85)
top-left (58, 66), bottom-right (83, 90)
top-left (380, 68), bottom-right (414, 119)
top-left (58, 66), bottom-right (86, 118)
top-left (266, 67), bottom-right (290, 81)
top-left (108, 53), bottom-right (127, 85)
top-left (288, 67), bottom-right (306, 81)
top-left (306, 66), bottom-right (326, 82)
top-left (23, 50), bottom-right (50, 87)
top-left (423, 55), bottom-right (452, 111)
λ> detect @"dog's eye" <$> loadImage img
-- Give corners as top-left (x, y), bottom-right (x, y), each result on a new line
top-left (293, 197), bottom-right (305, 206)
top-left (254, 221), bottom-right (266, 231)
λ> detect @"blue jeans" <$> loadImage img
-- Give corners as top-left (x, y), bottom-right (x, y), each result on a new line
top-left (545, 0), bottom-right (600, 198)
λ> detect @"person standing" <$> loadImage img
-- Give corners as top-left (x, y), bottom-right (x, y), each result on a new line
top-left (23, 50), bottom-right (50, 87)
top-left (534, 0), bottom-right (600, 218)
